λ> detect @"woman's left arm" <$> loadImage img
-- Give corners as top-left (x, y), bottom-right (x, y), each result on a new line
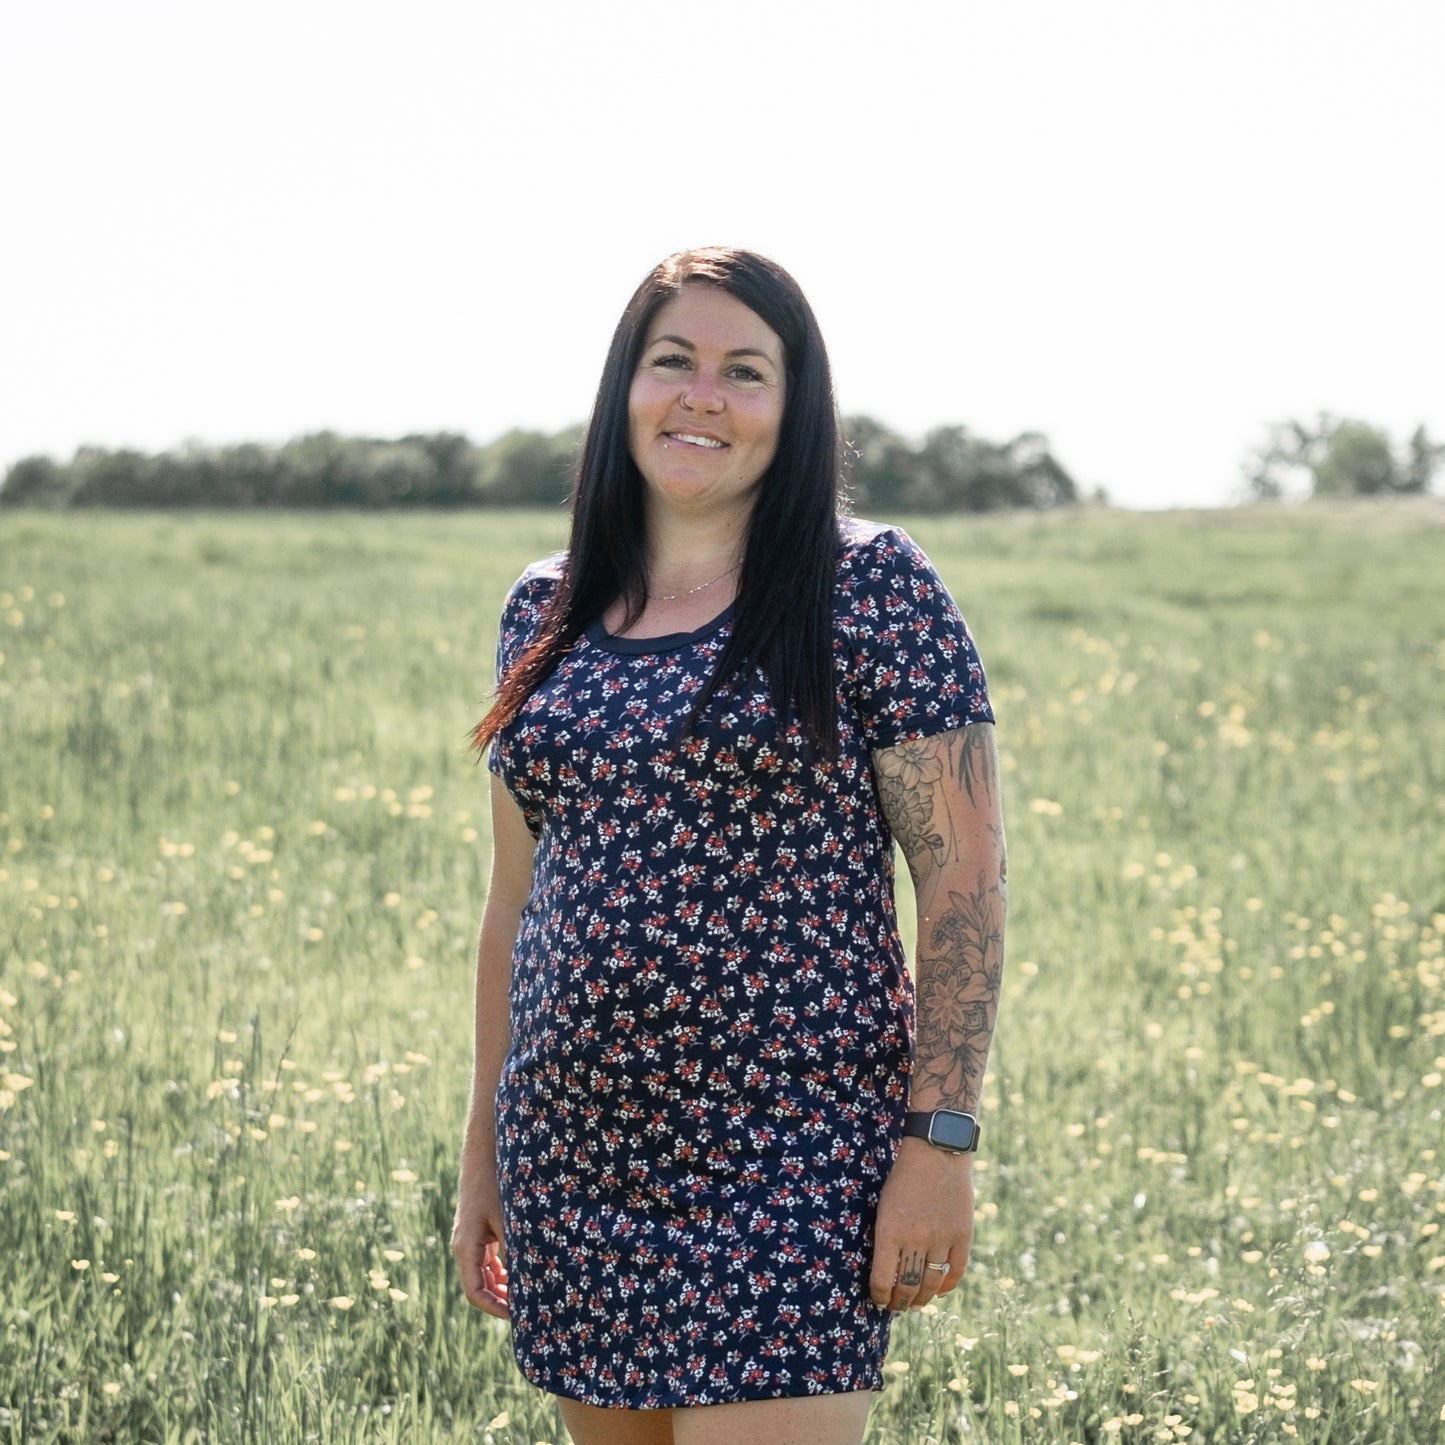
top-left (868, 721), bottom-right (1006, 1312)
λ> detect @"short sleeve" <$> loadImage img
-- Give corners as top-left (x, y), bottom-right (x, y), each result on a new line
top-left (841, 526), bottom-right (994, 752)
top-left (486, 555), bottom-right (564, 775)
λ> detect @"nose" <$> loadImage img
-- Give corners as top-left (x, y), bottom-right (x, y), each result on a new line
top-left (680, 369), bottom-right (724, 413)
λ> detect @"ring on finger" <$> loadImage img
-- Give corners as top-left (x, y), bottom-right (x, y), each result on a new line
top-left (926, 1260), bottom-right (949, 1274)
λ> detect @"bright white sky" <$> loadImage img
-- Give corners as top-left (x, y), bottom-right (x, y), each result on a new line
top-left (3, 0), bottom-right (1442, 508)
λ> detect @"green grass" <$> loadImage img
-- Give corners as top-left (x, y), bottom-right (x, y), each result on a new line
top-left (2, 503), bottom-right (1442, 1443)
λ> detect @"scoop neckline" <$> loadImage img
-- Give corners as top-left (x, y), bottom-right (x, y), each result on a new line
top-left (586, 604), bottom-right (735, 655)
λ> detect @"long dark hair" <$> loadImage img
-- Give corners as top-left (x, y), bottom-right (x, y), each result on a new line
top-left (471, 247), bottom-right (843, 760)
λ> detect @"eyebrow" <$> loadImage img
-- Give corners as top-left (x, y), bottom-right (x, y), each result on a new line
top-left (648, 334), bottom-right (779, 365)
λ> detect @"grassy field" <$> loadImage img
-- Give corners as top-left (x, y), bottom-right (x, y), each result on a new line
top-left (1, 503), bottom-right (1442, 1444)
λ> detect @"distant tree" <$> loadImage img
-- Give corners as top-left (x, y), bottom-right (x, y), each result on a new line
top-left (1004, 431), bottom-right (1079, 509)
top-left (1311, 420), bottom-right (1398, 497)
top-left (842, 415), bottom-right (918, 509)
top-left (274, 432), bottom-right (352, 506)
top-left (1241, 418), bottom-right (1322, 501)
top-left (69, 447), bottom-right (157, 506)
top-left (346, 440), bottom-right (439, 506)
top-left (917, 426), bottom-right (977, 510)
top-left (401, 431), bottom-right (480, 506)
top-left (0, 455), bottom-right (69, 507)
top-left (474, 427), bottom-right (579, 506)
top-left (201, 442), bottom-right (282, 506)
top-left (1405, 425), bottom-right (1445, 494)
top-left (1244, 414), bottom-right (1442, 501)
top-left (843, 415), bottom-right (1076, 512)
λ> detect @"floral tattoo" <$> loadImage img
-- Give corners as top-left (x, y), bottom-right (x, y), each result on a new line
top-left (874, 724), bottom-right (1006, 1113)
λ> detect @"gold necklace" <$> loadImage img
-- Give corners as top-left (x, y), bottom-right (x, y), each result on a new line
top-left (652, 563), bottom-right (739, 603)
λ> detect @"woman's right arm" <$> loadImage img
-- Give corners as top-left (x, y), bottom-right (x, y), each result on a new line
top-left (450, 771), bottom-right (537, 1318)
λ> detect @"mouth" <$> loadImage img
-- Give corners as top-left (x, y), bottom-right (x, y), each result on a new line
top-left (665, 432), bottom-right (727, 450)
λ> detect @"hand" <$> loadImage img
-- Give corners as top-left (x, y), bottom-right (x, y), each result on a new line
top-left (450, 1179), bottom-right (510, 1319)
top-left (868, 1139), bottom-right (975, 1312)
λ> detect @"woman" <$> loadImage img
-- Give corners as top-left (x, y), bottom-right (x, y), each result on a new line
top-left (451, 248), bottom-right (1006, 1445)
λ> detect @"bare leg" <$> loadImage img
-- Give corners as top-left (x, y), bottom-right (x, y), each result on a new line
top-left (672, 1392), bottom-right (873, 1445)
top-left (557, 1397), bottom-right (675, 1445)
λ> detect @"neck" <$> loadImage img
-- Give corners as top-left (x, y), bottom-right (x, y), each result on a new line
top-left (644, 509), bottom-right (748, 594)
top-left (601, 511), bottom-right (748, 639)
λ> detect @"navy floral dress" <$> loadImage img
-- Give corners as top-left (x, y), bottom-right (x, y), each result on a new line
top-left (487, 519), bottom-right (993, 1408)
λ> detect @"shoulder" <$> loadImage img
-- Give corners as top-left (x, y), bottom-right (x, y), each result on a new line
top-left (836, 516), bottom-right (938, 574)
top-left (832, 518), bottom-right (995, 740)
top-left (509, 551), bottom-right (566, 594)
top-left (834, 517), bottom-right (950, 608)
top-left (495, 553), bottom-right (566, 663)
top-left (836, 514), bottom-right (898, 562)
top-left (500, 552), bottom-right (565, 615)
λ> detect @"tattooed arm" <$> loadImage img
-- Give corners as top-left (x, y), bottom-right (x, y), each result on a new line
top-left (867, 722), bottom-right (1007, 1311)
top-left (874, 723), bottom-right (1007, 1112)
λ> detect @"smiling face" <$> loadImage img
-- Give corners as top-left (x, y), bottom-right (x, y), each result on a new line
top-left (627, 285), bottom-right (787, 524)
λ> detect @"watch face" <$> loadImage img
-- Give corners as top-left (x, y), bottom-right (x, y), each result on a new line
top-left (929, 1112), bottom-right (979, 1152)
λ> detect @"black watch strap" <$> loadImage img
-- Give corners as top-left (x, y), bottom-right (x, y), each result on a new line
top-left (903, 1109), bottom-right (981, 1154)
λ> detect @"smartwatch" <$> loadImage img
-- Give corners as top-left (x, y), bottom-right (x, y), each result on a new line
top-left (903, 1109), bottom-right (981, 1155)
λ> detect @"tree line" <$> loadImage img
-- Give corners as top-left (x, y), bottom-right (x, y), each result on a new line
top-left (8, 413), bottom-right (1433, 511)
top-left (0, 419), bottom-right (1079, 512)
top-left (1242, 415), bottom-right (1443, 501)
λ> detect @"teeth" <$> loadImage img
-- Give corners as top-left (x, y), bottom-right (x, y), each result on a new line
top-left (671, 433), bottom-right (724, 449)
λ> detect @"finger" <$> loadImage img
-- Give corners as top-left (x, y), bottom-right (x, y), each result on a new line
top-left (920, 1245), bottom-right (973, 1305)
top-left (480, 1241), bottom-right (510, 1316)
top-left (907, 1255), bottom-right (946, 1310)
top-left (869, 1241), bottom-right (907, 1310)
top-left (464, 1263), bottom-right (510, 1318)
top-left (909, 1255), bottom-right (954, 1309)
top-left (911, 1271), bottom-right (938, 1310)
top-left (474, 1273), bottom-right (511, 1319)
top-left (482, 1243), bottom-right (509, 1293)
top-left (456, 1249), bottom-right (489, 1307)
top-left (887, 1247), bottom-right (930, 1313)
top-left (933, 1253), bottom-right (964, 1298)
top-left (454, 1238), bottom-right (509, 1316)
